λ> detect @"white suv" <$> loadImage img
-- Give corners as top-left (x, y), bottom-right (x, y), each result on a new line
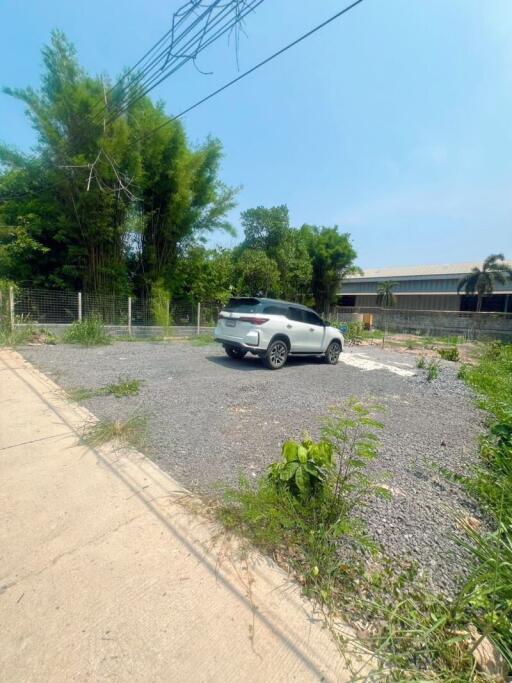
top-left (214, 297), bottom-right (344, 370)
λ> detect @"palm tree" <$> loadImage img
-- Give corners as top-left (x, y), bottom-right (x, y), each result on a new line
top-left (457, 254), bottom-right (512, 312)
top-left (376, 280), bottom-right (397, 309)
top-left (376, 281), bottom-right (397, 346)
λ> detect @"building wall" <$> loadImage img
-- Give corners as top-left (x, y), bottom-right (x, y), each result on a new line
top-left (354, 294), bottom-right (460, 311)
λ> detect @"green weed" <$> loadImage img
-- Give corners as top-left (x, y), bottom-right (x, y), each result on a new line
top-left (438, 346), bottom-right (460, 362)
top-left (416, 355), bottom-right (426, 369)
top-left (426, 359), bottom-right (441, 381)
top-left (69, 377), bottom-right (141, 402)
top-left (63, 316), bottom-right (111, 346)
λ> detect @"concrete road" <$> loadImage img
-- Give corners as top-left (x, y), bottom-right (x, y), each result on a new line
top-left (0, 349), bottom-right (364, 682)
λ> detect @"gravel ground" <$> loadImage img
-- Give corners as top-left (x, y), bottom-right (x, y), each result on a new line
top-left (21, 340), bottom-right (485, 595)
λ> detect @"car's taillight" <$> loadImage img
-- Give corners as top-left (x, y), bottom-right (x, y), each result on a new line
top-left (239, 317), bottom-right (269, 325)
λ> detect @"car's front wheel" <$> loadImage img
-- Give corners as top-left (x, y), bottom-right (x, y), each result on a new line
top-left (324, 340), bottom-right (342, 365)
top-left (225, 346), bottom-right (247, 360)
top-left (263, 339), bottom-right (289, 370)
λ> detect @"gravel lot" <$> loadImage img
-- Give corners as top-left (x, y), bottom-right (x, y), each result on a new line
top-left (21, 340), bottom-right (484, 594)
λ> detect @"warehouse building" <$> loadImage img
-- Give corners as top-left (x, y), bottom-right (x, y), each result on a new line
top-left (340, 262), bottom-right (512, 313)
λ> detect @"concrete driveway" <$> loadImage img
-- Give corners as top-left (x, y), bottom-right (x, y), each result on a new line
top-left (0, 349), bottom-right (363, 682)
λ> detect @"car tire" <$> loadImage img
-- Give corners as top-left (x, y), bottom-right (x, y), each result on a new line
top-left (225, 346), bottom-right (247, 360)
top-left (263, 339), bottom-right (289, 370)
top-left (324, 340), bottom-right (342, 365)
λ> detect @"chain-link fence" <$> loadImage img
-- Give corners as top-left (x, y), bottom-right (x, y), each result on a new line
top-left (3, 286), bottom-right (512, 341)
top-left (1, 286), bottom-right (224, 337)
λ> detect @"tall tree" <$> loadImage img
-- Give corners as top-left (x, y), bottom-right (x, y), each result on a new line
top-left (300, 225), bottom-right (358, 313)
top-left (457, 254), bottom-right (512, 312)
top-left (0, 31), bottom-right (236, 297)
top-left (133, 98), bottom-right (236, 298)
top-left (1, 31), bottom-right (137, 293)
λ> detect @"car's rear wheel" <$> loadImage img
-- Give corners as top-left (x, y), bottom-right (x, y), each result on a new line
top-left (325, 340), bottom-right (342, 365)
top-left (263, 339), bottom-right (288, 370)
top-left (225, 346), bottom-right (247, 360)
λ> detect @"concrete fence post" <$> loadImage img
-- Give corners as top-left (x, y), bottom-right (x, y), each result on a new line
top-left (78, 292), bottom-right (82, 322)
top-left (9, 286), bottom-right (15, 330)
top-left (128, 296), bottom-right (132, 336)
top-left (197, 302), bottom-right (201, 335)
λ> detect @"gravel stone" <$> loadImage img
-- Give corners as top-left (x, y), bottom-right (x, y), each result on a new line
top-left (20, 341), bottom-right (485, 595)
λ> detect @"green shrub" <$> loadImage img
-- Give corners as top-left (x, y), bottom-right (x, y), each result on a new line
top-left (404, 338), bottom-right (416, 349)
top-left (63, 316), bottom-right (111, 346)
top-left (438, 346), bottom-right (459, 362)
top-left (268, 439), bottom-right (333, 500)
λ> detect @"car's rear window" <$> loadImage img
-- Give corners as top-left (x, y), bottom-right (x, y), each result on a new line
top-left (224, 298), bottom-right (262, 313)
top-left (262, 304), bottom-right (287, 315)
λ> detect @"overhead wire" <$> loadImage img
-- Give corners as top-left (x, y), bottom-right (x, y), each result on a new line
top-left (102, 0), bottom-right (263, 124)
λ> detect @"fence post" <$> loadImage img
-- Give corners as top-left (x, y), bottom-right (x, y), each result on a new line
top-left (128, 296), bottom-right (132, 336)
top-left (197, 302), bottom-right (201, 335)
top-left (78, 291), bottom-right (82, 322)
top-left (9, 286), bottom-right (15, 330)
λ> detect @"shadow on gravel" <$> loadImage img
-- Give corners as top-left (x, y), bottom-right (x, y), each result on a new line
top-left (205, 354), bottom-right (326, 372)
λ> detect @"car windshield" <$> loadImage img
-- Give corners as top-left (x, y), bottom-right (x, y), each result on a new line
top-left (224, 298), bottom-right (262, 313)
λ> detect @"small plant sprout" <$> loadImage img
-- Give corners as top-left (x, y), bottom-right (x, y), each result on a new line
top-left (416, 355), bottom-right (426, 369)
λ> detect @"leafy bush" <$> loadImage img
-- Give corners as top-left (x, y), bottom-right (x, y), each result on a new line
top-left (63, 316), bottom-right (111, 346)
top-left (438, 346), bottom-right (459, 362)
top-left (268, 439), bottom-right (333, 500)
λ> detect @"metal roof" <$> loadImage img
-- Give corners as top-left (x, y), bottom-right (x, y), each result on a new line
top-left (345, 261), bottom-right (512, 280)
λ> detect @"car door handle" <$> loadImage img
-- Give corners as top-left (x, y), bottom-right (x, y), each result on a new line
top-left (286, 324), bottom-right (293, 329)
top-left (309, 328), bottom-right (315, 332)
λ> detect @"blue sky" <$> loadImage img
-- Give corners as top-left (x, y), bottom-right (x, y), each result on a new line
top-left (1, 0), bottom-right (511, 267)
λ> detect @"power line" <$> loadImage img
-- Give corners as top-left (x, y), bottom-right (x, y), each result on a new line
top-left (0, 0), bottom-right (364, 202)
top-left (103, 0), bottom-right (264, 124)
top-left (135, 0), bottom-right (365, 144)
top-left (92, 0), bottom-right (225, 122)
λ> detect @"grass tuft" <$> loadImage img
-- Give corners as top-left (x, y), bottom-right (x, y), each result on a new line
top-left (69, 377), bottom-right (141, 402)
top-left (82, 415), bottom-right (147, 450)
top-left (189, 333), bottom-right (215, 346)
top-left (63, 316), bottom-right (111, 346)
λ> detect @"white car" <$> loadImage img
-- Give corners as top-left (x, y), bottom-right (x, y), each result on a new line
top-left (214, 297), bottom-right (344, 370)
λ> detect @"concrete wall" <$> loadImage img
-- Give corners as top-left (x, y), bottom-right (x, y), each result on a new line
top-left (20, 323), bottom-right (215, 339)
top-left (335, 308), bottom-right (512, 341)
top-left (355, 294), bottom-right (460, 311)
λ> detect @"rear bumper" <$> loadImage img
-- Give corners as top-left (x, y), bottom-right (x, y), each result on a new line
top-left (215, 338), bottom-right (265, 352)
